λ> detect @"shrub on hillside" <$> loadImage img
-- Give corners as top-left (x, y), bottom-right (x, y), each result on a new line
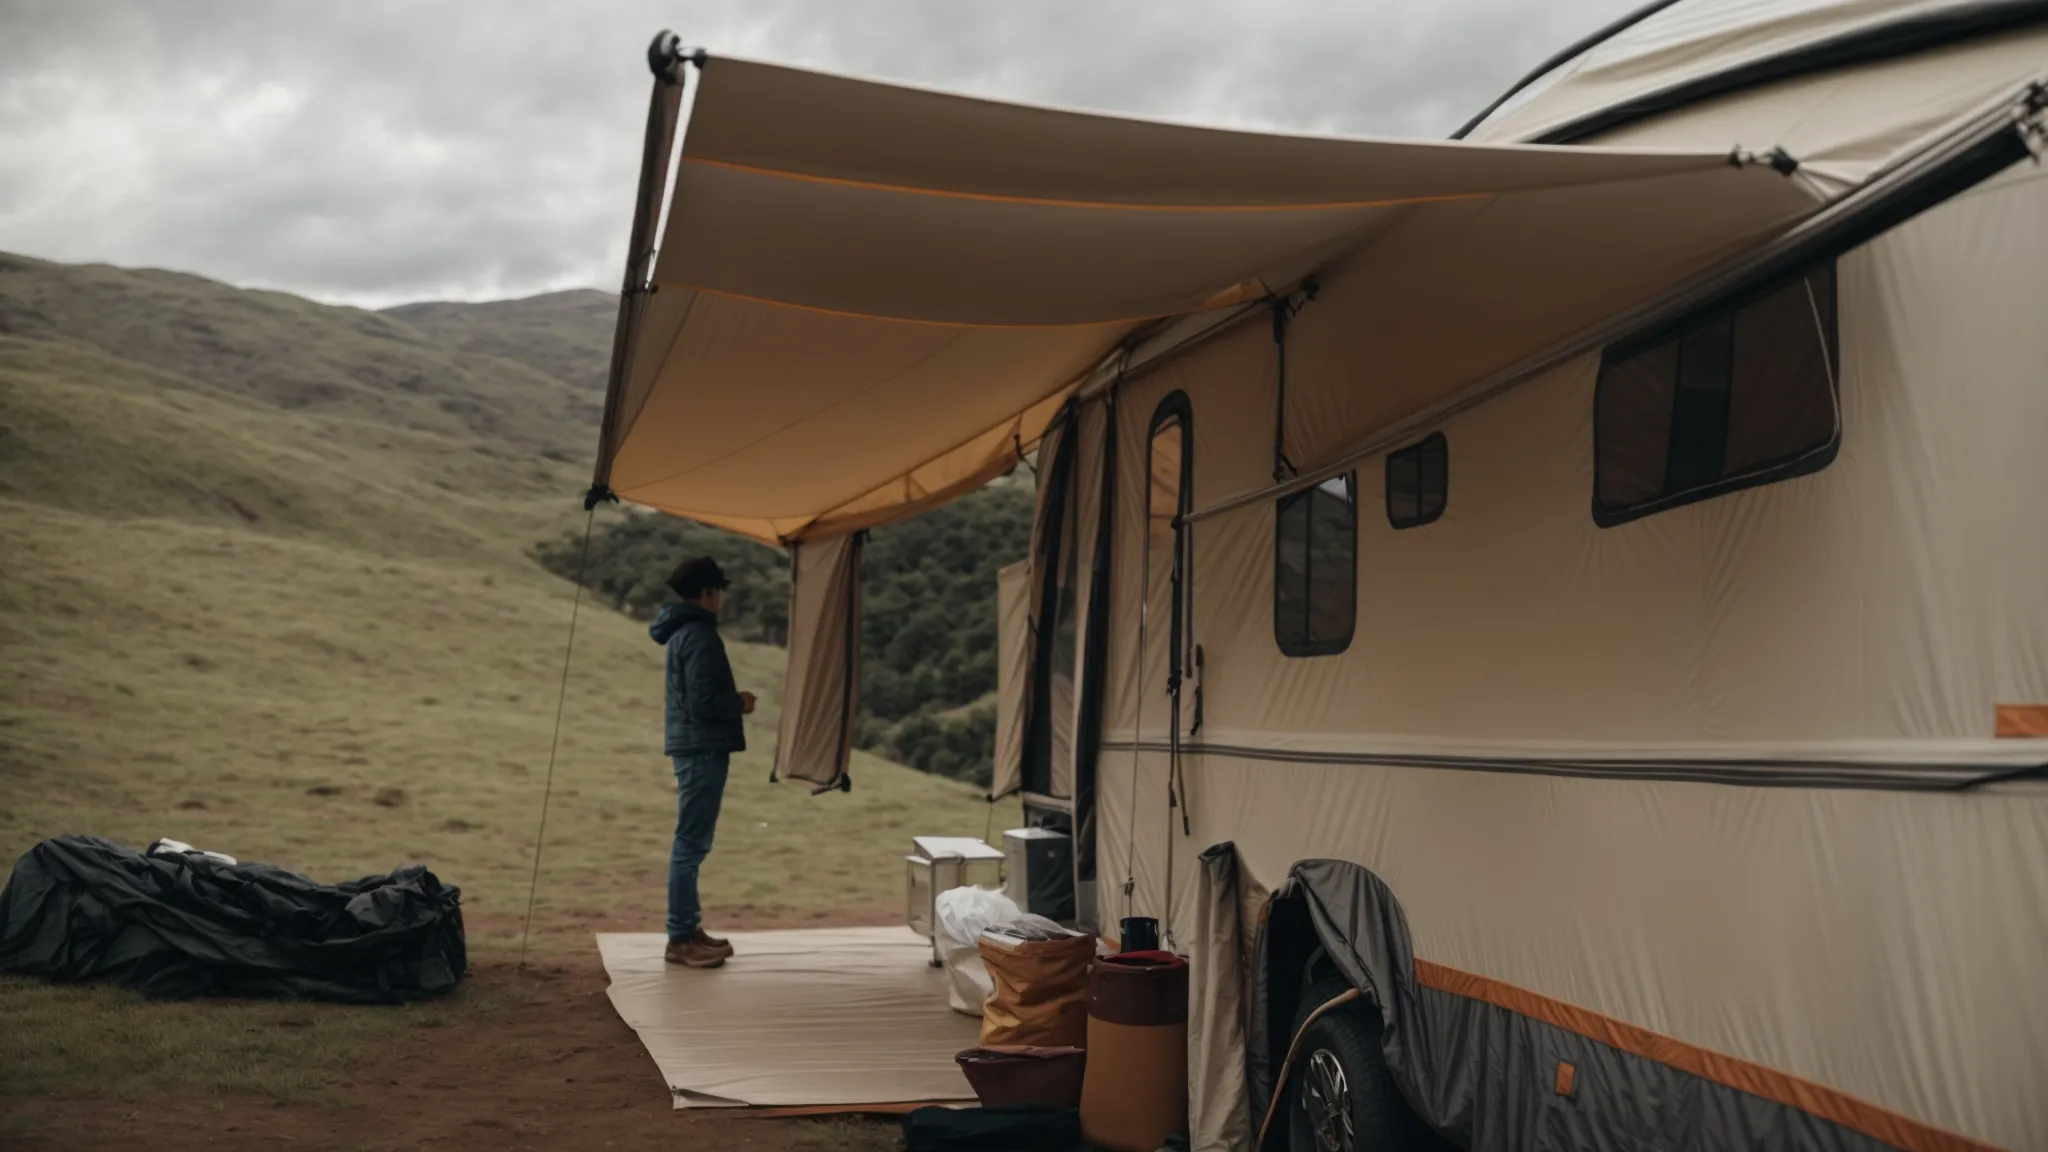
top-left (869, 700), bottom-right (998, 788)
top-left (533, 478), bottom-right (1034, 782)
top-left (532, 510), bottom-right (790, 644)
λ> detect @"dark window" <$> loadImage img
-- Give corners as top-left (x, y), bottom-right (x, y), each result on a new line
top-left (1594, 262), bottom-right (1839, 526)
top-left (1385, 432), bottom-right (1448, 529)
top-left (1275, 473), bottom-right (1356, 657)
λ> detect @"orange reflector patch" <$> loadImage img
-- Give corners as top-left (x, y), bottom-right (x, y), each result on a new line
top-left (1555, 1062), bottom-right (1577, 1098)
top-left (1995, 704), bottom-right (2048, 737)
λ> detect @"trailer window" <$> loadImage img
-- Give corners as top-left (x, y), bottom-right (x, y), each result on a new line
top-left (1594, 262), bottom-right (1839, 526)
top-left (1385, 432), bottom-right (1448, 529)
top-left (1275, 473), bottom-right (1356, 657)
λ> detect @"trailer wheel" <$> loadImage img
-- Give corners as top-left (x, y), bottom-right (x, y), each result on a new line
top-left (1287, 976), bottom-right (1426, 1152)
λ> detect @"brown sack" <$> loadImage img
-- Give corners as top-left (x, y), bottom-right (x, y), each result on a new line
top-left (977, 931), bottom-right (1095, 1048)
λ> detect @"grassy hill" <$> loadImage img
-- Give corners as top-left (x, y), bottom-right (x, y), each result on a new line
top-left (384, 289), bottom-right (618, 399)
top-left (0, 251), bottom-right (1014, 965)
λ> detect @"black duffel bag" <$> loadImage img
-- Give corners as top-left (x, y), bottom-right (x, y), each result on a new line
top-left (902, 1104), bottom-right (1084, 1152)
top-left (0, 834), bottom-right (465, 1003)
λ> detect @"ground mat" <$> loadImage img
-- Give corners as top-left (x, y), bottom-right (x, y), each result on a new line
top-left (597, 926), bottom-right (981, 1109)
top-left (0, 835), bottom-right (465, 1002)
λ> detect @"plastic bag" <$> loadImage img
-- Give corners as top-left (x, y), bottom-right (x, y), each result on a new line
top-left (935, 886), bottom-right (1019, 1016)
top-left (936, 886), bottom-right (1022, 946)
top-left (146, 838), bottom-right (237, 866)
top-left (978, 914), bottom-right (1074, 946)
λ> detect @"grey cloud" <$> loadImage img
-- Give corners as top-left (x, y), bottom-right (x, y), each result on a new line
top-left (0, 0), bottom-right (1637, 306)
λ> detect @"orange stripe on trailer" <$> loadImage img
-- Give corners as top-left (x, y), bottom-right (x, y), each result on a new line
top-left (1994, 704), bottom-right (2048, 737)
top-left (1413, 959), bottom-right (2003, 1152)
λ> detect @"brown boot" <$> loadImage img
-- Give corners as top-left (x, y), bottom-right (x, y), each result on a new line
top-left (693, 927), bottom-right (735, 959)
top-left (664, 937), bottom-right (726, 968)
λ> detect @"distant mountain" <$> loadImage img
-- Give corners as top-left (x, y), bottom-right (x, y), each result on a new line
top-left (0, 253), bottom-right (605, 466)
top-left (383, 289), bottom-right (616, 399)
top-left (0, 251), bottom-right (595, 554)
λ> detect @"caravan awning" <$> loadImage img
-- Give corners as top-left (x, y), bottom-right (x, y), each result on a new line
top-left (595, 52), bottom-right (1822, 544)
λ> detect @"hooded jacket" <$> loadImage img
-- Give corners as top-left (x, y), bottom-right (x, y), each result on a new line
top-left (649, 602), bottom-right (746, 756)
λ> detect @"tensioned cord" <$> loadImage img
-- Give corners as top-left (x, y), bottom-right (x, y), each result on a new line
top-left (517, 507), bottom-right (598, 970)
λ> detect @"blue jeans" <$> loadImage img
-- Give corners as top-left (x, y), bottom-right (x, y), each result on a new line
top-left (667, 751), bottom-right (730, 941)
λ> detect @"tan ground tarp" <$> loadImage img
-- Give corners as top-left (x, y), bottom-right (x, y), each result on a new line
top-left (771, 533), bottom-right (861, 790)
top-left (991, 558), bottom-right (1031, 800)
top-left (597, 928), bottom-right (979, 1108)
top-left (597, 55), bottom-right (1819, 544)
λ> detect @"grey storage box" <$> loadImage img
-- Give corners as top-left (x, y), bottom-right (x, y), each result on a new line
top-left (1003, 827), bottom-right (1074, 922)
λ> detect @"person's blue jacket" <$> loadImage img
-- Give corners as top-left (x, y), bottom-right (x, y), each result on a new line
top-left (650, 603), bottom-right (746, 756)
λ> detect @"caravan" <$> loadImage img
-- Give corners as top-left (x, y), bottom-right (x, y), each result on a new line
top-left (591, 4), bottom-right (2048, 1148)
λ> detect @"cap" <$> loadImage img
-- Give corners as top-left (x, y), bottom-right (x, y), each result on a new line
top-left (666, 555), bottom-right (730, 598)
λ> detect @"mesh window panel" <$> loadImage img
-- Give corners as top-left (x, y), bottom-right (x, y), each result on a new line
top-left (1276, 473), bottom-right (1356, 657)
top-left (1594, 341), bottom-right (1678, 510)
top-left (1306, 477), bottom-right (1358, 647)
top-left (1386, 432), bottom-right (1447, 530)
top-left (1594, 261), bottom-right (1839, 526)
top-left (1727, 267), bottom-right (1838, 475)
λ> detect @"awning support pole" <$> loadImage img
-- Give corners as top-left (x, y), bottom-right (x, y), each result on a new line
top-left (589, 31), bottom-right (705, 501)
top-left (1267, 278), bottom-right (1319, 485)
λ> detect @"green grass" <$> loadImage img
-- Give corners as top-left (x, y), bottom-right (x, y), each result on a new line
top-left (0, 253), bottom-right (1019, 1106)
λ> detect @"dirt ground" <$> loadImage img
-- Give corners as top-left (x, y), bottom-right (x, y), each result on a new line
top-left (1, 915), bottom-right (909, 1152)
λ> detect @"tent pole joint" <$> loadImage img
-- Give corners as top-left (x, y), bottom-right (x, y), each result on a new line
top-left (2019, 82), bottom-right (2047, 158)
top-left (1727, 145), bottom-right (1802, 175)
top-left (582, 483), bottom-right (618, 512)
top-left (646, 31), bottom-right (707, 83)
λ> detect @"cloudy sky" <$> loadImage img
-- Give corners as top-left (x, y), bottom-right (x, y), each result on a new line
top-left (0, 0), bottom-right (1640, 307)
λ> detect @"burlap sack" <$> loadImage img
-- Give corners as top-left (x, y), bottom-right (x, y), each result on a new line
top-left (976, 929), bottom-right (1095, 1048)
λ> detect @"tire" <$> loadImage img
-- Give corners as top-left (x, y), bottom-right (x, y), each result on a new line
top-left (1286, 975), bottom-right (1426, 1152)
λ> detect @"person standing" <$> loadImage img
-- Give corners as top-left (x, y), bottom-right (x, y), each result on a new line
top-left (648, 555), bottom-right (755, 968)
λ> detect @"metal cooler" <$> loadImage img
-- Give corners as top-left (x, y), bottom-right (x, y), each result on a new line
top-left (904, 835), bottom-right (1005, 965)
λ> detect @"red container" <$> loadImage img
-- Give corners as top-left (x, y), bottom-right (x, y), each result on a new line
top-left (954, 1044), bottom-right (1088, 1109)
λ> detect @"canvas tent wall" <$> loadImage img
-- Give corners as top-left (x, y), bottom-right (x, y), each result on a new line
top-left (1081, 10), bottom-right (2048, 1152)
top-left (991, 558), bottom-right (1031, 801)
top-left (591, 7), bottom-right (2048, 1150)
top-left (1093, 161), bottom-right (2048, 1151)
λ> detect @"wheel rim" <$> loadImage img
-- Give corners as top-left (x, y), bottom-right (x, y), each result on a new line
top-left (1300, 1048), bottom-right (1353, 1152)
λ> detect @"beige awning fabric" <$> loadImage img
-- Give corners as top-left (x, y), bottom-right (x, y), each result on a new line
top-left (771, 532), bottom-right (862, 791)
top-left (596, 55), bottom-right (1822, 544)
top-left (991, 558), bottom-right (1031, 801)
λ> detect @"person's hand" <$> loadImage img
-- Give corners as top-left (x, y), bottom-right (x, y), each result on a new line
top-left (739, 691), bottom-right (757, 715)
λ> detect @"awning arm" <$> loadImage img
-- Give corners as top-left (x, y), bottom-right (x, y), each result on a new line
top-left (1184, 76), bottom-right (2048, 529)
top-left (590, 32), bottom-right (708, 499)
